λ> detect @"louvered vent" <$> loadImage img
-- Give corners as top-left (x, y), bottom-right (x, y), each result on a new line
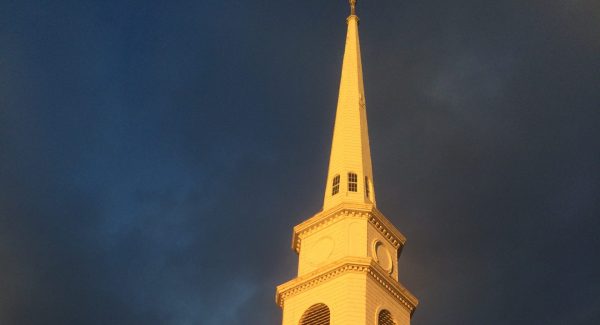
top-left (378, 309), bottom-right (395, 325)
top-left (299, 303), bottom-right (330, 325)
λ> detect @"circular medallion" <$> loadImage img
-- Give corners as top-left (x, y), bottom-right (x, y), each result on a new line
top-left (307, 236), bottom-right (334, 266)
top-left (374, 241), bottom-right (393, 273)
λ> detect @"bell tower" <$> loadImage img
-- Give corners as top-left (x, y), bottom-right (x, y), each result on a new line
top-left (276, 1), bottom-right (418, 324)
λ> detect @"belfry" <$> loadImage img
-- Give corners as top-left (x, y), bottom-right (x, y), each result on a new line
top-left (275, 1), bottom-right (419, 324)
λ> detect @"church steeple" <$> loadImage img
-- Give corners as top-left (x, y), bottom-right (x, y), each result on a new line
top-left (276, 3), bottom-right (418, 324)
top-left (323, 0), bottom-right (376, 211)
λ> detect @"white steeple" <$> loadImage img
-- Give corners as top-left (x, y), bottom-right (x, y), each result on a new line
top-left (323, 0), bottom-right (376, 211)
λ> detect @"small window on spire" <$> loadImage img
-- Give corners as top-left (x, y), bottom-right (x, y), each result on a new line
top-left (332, 175), bottom-right (340, 195)
top-left (365, 176), bottom-right (370, 198)
top-left (348, 173), bottom-right (358, 192)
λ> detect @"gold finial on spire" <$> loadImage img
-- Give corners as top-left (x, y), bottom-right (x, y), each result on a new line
top-left (349, 0), bottom-right (357, 16)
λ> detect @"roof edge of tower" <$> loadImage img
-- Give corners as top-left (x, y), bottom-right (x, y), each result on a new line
top-left (291, 203), bottom-right (406, 254)
top-left (275, 256), bottom-right (419, 315)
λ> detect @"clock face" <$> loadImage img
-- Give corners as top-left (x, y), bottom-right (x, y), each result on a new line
top-left (374, 241), bottom-right (393, 273)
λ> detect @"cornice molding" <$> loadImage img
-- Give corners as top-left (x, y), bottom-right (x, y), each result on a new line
top-left (291, 203), bottom-right (407, 254)
top-left (275, 257), bottom-right (418, 316)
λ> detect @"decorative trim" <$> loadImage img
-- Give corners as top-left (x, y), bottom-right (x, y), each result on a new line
top-left (291, 204), bottom-right (406, 254)
top-left (275, 257), bottom-right (418, 316)
top-left (368, 261), bottom-right (417, 315)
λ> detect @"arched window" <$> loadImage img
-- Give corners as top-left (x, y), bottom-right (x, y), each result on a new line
top-left (365, 176), bottom-right (370, 198)
top-left (332, 175), bottom-right (340, 195)
top-left (300, 303), bottom-right (330, 325)
top-left (378, 309), bottom-right (395, 325)
top-left (348, 172), bottom-right (358, 192)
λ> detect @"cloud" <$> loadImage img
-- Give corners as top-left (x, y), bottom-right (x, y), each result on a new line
top-left (0, 0), bottom-right (598, 324)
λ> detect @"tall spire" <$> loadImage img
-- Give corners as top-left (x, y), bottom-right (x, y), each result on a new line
top-left (276, 4), bottom-right (419, 321)
top-left (322, 1), bottom-right (376, 211)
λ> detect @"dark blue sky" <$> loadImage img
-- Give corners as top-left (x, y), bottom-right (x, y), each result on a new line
top-left (1, 0), bottom-right (599, 324)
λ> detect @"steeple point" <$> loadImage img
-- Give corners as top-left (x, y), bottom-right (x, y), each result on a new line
top-left (349, 0), bottom-right (357, 16)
